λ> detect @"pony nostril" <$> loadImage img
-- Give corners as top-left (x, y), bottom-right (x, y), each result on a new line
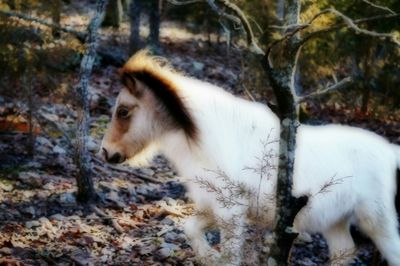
top-left (107, 152), bottom-right (126, 164)
top-left (102, 148), bottom-right (109, 160)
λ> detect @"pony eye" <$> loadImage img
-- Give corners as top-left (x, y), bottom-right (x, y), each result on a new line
top-left (117, 107), bottom-right (130, 119)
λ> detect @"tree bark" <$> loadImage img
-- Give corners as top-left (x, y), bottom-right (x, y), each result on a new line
top-left (148, 0), bottom-right (161, 53)
top-left (75, 0), bottom-right (108, 203)
top-left (102, 0), bottom-right (123, 28)
top-left (50, 0), bottom-right (62, 37)
top-left (122, 0), bottom-right (132, 12)
top-left (129, 0), bottom-right (142, 53)
top-left (265, 66), bottom-right (308, 265)
top-left (23, 66), bottom-right (35, 157)
top-left (276, 0), bottom-right (285, 21)
top-left (263, 0), bottom-right (308, 264)
top-left (361, 40), bottom-right (375, 114)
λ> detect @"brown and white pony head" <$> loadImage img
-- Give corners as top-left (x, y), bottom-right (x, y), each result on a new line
top-left (100, 50), bottom-right (197, 164)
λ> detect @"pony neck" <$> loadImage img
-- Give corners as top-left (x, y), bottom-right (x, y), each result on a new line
top-left (158, 129), bottom-right (203, 177)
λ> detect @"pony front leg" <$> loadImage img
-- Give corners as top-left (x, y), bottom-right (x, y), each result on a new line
top-left (183, 214), bottom-right (220, 264)
top-left (217, 208), bottom-right (247, 266)
top-left (323, 219), bottom-right (356, 266)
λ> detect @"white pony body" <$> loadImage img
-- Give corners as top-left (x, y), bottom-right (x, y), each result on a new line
top-left (162, 76), bottom-right (400, 264)
top-left (100, 51), bottom-right (400, 265)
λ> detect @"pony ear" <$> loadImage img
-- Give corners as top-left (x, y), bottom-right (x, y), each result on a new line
top-left (121, 73), bottom-right (143, 98)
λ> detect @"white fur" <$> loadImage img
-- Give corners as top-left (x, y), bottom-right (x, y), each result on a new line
top-left (158, 75), bottom-right (400, 265)
top-left (102, 69), bottom-right (400, 265)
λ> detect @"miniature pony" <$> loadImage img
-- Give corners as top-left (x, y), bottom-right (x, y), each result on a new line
top-left (100, 51), bottom-right (400, 265)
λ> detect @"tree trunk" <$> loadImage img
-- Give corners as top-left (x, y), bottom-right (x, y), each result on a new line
top-left (263, 0), bottom-right (308, 264)
top-left (102, 0), bottom-right (123, 28)
top-left (276, 0), bottom-right (285, 21)
top-left (129, 0), bottom-right (142, 54)
top-left (264, 65), bottom-right (307, 266)
top-left (122, 0), bottom-right (132, 12)
top-left (23, 66), bottom-right (35, 157)
top-left (122, 0), bottom-right (132, 21)
top-left (361, 86), bottom-right (371, 114)
top-left (361, 40), bottom-right (375, 115)
top-left (148, 0), bottom-right (161, 53)
top-left (75, 0), bottom-right (108, 203)
top-left (50, 0), bottom-right (62, 37)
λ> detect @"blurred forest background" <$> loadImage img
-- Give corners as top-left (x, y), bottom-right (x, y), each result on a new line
top-left (0, 0), bottom-right (399, 265)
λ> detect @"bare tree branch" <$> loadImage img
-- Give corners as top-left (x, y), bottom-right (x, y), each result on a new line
top-left (362, 0), bottom-right (396, 15)
top-left (267, 9), bottom-right (400, 57)
top-left (297, 76), bottom-right (353, 103)
top-left (269, 24), bottom-right (310, 30)
top-left (92, 156), bottom-right (163, 184)
top-left (166, 0), bottom-right (263, 54)
top-left (243, 84), bottom-right (256, 102)
top-left (265, 23), bottom-right (309, 68)
top-left (327, 8), bottom-right (400, 46)
top-left (214, 0), bottom-right (264, 54)
top-left (0, 9), bottom-right (86, 41)
top-left (291, 44), bottom-right (303, 101)
top-left (165, 0), bottom-right (203, 5)
top-left (300, 12), bottom-right (400, 45)
top-left (206, 0), bottom-right (240, 25)
top-left (353, 12), bottom-right (400, 23)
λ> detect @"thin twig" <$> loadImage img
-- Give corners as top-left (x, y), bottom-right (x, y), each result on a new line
top-left (327, 8), bottom-right (400, 46)
top-left (353, 12), bottom-right (400, 23)
top-left (109, 164), bottom-right (163, 184)
top-left (291, 44), bottom-right (304, 100)
top-left (167, 0), bottom-right (264, 54)
top-left (92, 156), bottom-right (163, 184)
top-left (300, 10), bottom-right (400, 46)
top-left (264, 8), bottom-right (328, 63)
top-left (362, 0), bottom-right (396, 15)
top-left (265, 24), bottom-right (308, 68)
top-left (297, 76), bottom-right (353, 103)
top-left (90, 205), bottom-right (124, 234)
top-left (269, 24), bottom-right (309, 31)
top-left (166, 0), bottom-right (203, 5)
top-left (243, 85), bottom-right (256, 102)
top-left (267, 9), bottom-right (400, 59)
top-left (214, 0), bottom-right (264, 54)
top-left (205, 0), bottom-right (241, 25)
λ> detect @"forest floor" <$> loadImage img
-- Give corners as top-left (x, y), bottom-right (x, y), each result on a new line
top-left (1, 2), bottom-right (400, 266)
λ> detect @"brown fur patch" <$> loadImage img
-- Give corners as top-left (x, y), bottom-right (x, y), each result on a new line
top-left (107, 118), bottom-right (129, 145)
top-left (115, 115), bottom-right (131, 139)
top-left (106, 100), bottom-right (134, 144)
top-left (120, 51), bottom-right (198, 140)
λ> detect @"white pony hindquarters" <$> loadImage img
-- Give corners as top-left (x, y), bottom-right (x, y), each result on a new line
top-left (353, 147), bottom-right (400, 266)
top-left (292, 125), bottom-right (400, 264)
top-left (393, 144), bottom-right (400, 168)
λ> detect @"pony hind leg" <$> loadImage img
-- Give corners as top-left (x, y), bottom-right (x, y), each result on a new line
top-left (323, 219), bottom-right (356, 265)
top-left (356, 204), bottom-right (400, 266)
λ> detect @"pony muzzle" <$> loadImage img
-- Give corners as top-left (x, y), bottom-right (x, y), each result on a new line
top-left (101, 147), bottom-right (126, 164)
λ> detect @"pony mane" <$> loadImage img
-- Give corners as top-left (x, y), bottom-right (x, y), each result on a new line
top-left (121, 50), bottom-right (177, 77)
top-left (119, 50), bottom-right (198, 141)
